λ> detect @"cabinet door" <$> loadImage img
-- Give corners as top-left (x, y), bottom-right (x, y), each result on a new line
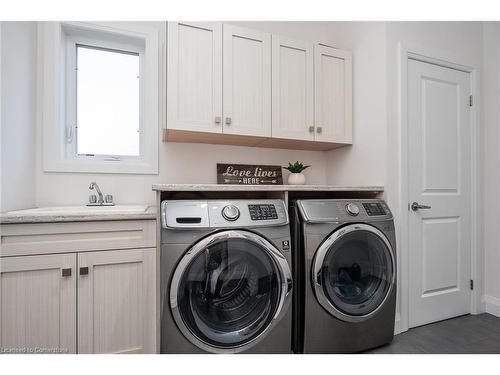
top-left (314, 45), bottom-right (352, 143)
top-left (167, 22), bottom-right (222, 133)
top-left (77, 248), bottom-right (155, 354)
top-left (223, 25), bottom-right (271, 137)
top-left (272, 35), bottom-right (314, 141)
top-left (0, 253), bottom-right (76, 353)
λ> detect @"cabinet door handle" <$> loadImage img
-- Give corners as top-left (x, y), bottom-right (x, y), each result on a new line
top-left (316, 126), bottom-right (322, 134)
top-left (214, 116), bottom-right (221, 124)
top-left (308, 126), bottom-right (315, 133)
top-left (225, 117), bottom-right (232, 125)
top-left (79, 267), bottom-right (89, 276)
top-left (61, 268), bottom-right (72, 277)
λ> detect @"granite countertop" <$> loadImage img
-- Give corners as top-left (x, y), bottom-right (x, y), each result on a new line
top-left (0, 205), bottom-right (157, 224)
top-left (152, 183), bottom-right (384, 192)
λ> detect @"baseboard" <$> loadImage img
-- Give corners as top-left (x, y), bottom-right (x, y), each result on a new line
top-left (394, 318), bottom-right (401, 335)
top-left (484, 295), bottom-right (500, 317)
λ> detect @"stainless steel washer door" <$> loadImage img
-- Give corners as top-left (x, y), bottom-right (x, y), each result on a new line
top-left (170, 230), bottom-right (292, 353)
top-left (312, 224), bottom-right (395, 322)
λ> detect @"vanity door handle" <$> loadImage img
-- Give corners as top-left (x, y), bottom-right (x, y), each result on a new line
top-left (79, 267), bottom-right (89, 276)
top-left (61, 268), bottom-right (72, 277)
top-left (308, 126), bottom-right (315, 133)
top-left (316, 126), bottom-right (322, 134)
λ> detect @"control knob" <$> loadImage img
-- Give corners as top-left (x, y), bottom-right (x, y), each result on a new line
top-left (222, 205), bottom-right (240, 221)
top-left (345, 202), bottom-right (360, 216)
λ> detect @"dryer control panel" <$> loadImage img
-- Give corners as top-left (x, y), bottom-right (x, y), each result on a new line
top-left (296, 199), bottom-right (392, 223)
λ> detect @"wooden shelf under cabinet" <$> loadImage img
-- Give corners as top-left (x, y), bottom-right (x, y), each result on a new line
top-left (163, 129), bottom-right (350, 151)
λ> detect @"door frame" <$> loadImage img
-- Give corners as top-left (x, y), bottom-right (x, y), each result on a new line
top-left (396, 43), bottom-right (482, 333)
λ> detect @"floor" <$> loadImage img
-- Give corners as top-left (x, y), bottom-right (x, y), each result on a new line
top-left (366, 313), bottom-right (500, 354)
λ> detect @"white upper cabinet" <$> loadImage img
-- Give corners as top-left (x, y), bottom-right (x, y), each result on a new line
top-left (166, 22), bottom-right (353, 150)
top-left (314, 44), bottom-right (352, 143)
top-left (167, 22), bottom-right (222, 133)
top-left (271, 35), bottom-right (314, 141)
top-left (0, 253), bottom-right (77, 353)
top-left (222, 25), bottom-right (271, 137)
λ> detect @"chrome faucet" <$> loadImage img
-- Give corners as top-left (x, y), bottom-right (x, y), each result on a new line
top-left (89, 182), bottom-right (104, 204)
top-left (88, 182), bottom-right (114, 206)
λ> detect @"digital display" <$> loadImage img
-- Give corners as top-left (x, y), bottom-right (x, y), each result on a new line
top-left (362, 203), bottom-right (386, 216)
top-left (248, 204), bottom-right (278, 220)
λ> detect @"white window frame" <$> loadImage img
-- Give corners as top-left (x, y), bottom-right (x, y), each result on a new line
top-left (39, 21), bottom-right (160, 174)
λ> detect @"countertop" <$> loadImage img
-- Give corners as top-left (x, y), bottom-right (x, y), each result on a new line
top-left (152, 183), bottom-right (384, 192)
top-left (0, 205), bottom-right (157, 224)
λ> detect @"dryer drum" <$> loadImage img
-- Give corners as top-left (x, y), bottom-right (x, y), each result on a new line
top-left (315, 227), bottom-right (394, 320)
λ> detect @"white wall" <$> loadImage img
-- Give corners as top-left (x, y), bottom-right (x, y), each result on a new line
top-left (325, 22), bottom-right (387, 187)
top-left (0, 22), bottom-right (37, 212)
top-left (482, 22), bottom-right (500, 316)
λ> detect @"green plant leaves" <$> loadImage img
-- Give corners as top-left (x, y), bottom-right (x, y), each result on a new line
top-left (282, 161), bottom-right (310, 173)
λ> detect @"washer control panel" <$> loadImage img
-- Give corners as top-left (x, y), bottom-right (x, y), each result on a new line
top-left (362, 202), bottom-right (386, 216)
top-left (248, 204), bottom-right (278, 221)
top-left (161, 199), bottom-right (288, 228)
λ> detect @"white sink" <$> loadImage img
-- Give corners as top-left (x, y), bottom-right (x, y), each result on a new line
top-left (8, 205), bottom-right (149, 216)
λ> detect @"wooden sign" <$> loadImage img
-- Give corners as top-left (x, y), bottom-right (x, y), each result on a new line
top-left (217, 163), bottom-right (283, 185)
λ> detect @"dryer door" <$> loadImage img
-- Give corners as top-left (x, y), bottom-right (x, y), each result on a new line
top-left (170, 230), bottom-right (292, 353)
top-left (312, 223), bottom-right (395, 322)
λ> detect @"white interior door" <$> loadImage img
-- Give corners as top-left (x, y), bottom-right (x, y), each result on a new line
top-left (167, 22), bottom-right (222, 133)
top-left (271, 35), bottom-right (314, 141)
top-left (314, 44), bottom-right (352, 143)
top-left (223, 24), bottom-right (271, 137)
top-left (408, 59), bottom-right (472, 328)
top-left (0, 253), bottom-right (76, 353)
top-left (77, 248), bottom-right (156, 353)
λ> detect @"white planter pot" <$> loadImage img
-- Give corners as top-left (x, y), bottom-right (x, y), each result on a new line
top-left (287, 172), bottom-right (306, 185)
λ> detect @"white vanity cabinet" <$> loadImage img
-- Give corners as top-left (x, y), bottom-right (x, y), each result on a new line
top-left (77, 248), bottom-right (155, 354)
top-left (0, 253), bottom-right (77, 353)
top-left (0, 220), bottom-right (156, 354)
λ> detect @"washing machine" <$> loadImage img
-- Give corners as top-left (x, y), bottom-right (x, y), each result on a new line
top-left (290, 199), bottom-right (397, 353)
top-left (160, 199), bottom-right (293, 353)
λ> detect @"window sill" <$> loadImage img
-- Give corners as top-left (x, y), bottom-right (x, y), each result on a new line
top-left (43, 158), bottom-right (158, 175)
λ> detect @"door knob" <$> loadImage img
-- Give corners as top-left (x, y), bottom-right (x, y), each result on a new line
top-left (308, 126), bottom-right (315, 133)
top-left (316, 126), bottom-right (322, 134)
top-left (411, 202), bottom-right (431, 211)
top-left (214, 116), bottom-right (221, 124)
top-left (225, 117), bottom-right (232, 125)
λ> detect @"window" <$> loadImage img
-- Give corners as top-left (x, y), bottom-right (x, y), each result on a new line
top-left (75, 45), bottom-right (140, 157)
top-left (40, 22), bottom-right (160, 174)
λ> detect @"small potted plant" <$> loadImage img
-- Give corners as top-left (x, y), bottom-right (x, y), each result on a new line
top-left (283, 161), bottom-right (310, 185)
